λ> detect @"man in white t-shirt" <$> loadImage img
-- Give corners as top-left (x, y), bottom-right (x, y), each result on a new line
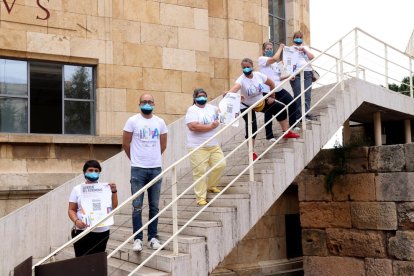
top-left (123, 93), bottom-right (168, 252)
top-left (185, 88), bottom-right (226, 206)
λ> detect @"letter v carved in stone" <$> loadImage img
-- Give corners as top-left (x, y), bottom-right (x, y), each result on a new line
top-left (3, 0), bottom-right (17, 14)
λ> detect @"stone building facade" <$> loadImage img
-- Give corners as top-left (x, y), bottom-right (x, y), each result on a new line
top-left (0, 0), bottom-right (311, 216)
top-left (298, 144), bottom-right (414, 275)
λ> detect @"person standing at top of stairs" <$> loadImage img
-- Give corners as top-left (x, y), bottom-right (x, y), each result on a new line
top-left (227, 58), bottom-right (300, 161)
top-left (289, 30), bottom-right (316, 122)
top-left (185, 88), bottom-right (226, 206)
top-left (122, 93), bottom-right (168, 252)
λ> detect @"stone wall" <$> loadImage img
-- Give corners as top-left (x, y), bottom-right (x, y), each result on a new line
top-left (0, 134), bottom-right (121, 217)
top-left (297, 144), bottom-right (414, 276)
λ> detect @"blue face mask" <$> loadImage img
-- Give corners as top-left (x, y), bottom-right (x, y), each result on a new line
top-left (293, 38), bottom-right (303, 45)
top-left (265, 50), bottom-right (273, 57)
top-left (195, 96), bottom-right (207, 105)
top-left (85, 172), bottom-right (100, 182)
top-left (242, 67), bottom-right (253, 76)
top-left (140, 103), bottom-right (154, 115)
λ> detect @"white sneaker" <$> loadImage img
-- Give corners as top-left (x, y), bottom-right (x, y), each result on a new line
top-left (133, 239), bottom-right (143, 252)
top-left (268, 138), bottom-right (277, 142)
top-left (148, 237), bottom-right (162, 250)
top-left (293, 126), bottom-right (301, 132)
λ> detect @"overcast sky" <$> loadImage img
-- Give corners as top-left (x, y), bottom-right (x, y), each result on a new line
top-left (310, 0), bottom-right (414, 52)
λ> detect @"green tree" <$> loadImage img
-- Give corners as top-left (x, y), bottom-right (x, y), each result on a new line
top-left (388, 75), bottom-right (413, 96)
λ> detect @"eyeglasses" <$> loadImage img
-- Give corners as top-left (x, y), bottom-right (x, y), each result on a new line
top-left (140, 100), bottom-right (154, 105)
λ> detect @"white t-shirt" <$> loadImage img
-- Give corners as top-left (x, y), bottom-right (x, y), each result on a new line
top-left (123, 114), bottom-right (168, 168)
top-left (69, 182), bottom-right (110, 233)
top-left (185, 104), bottom-right (219, 148)
top-left (258, 56), bottom-right (283, 92)
top-left (235, 71), bottom-right (267, 107)
top-left (292, 46), bottom-right (312, 72)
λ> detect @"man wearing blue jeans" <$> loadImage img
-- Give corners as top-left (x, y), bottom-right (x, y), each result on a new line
top-left (123, 93), bottom-right (168, 252)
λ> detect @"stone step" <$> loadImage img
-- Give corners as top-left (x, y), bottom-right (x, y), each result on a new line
top-left (105, 238), bottom-right (191, 274)
top-left (112, 214), bottom-right (222, 229)
top-left (109, 228), bottom-right (205, 254)
top-left (108, 257), bottom-right (170, 276)
top-left (118, 205), bottom-right (237, 222)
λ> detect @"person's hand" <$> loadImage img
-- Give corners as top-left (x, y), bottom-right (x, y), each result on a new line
top-left (75, 218), bottom-right (88, 229)
top-left (240, 95), bottom-right (245, 101)
top-left (297, 46), bottom-right (304, 52)
top-left (279, 43), bottom-right (285, 49)
top-left (211, 120), bottom-right (219, 129)
top-left (109, 183), bottom-right (117, 193)
top-left (266, 97), bottom-right (275, 104)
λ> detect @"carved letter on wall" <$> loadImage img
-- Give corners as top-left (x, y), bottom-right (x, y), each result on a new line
top-left (36, 0), bottom-right (50, 20)
top-left (2, 0), bottom-right (17, 14)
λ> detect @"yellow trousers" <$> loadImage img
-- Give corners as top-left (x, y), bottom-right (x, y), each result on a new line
top-left (189, 146), bottom-right (226, 202)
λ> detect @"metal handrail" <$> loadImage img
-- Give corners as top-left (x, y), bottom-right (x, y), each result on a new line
top-left (33, 27), bottom-right (414, 273)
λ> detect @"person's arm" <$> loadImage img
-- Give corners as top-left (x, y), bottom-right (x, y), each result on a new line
top-left (122, 131), bottom-right (132, 159)
top-left (160, 133), bottom-right (167, 154)
top-left (68, 202), bottom-right (87, 229)
top-left (266, 43), bottom-right (285, 65)
top-left (265, 77), bottom-right (275, 91)
top-left (227, 83), bottom-right (241, 94)
top-left (302, 47), bottom-right (314, 60)
top-left (264, 77), bottom-right (276, 103)
top-left (108, 183), bottom-right (118, 209)
top-left (187, 121), bottom-right (219, 132)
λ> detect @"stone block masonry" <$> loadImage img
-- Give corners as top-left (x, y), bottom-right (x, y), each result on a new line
top-left (298, 144), bottom-right (414, 276)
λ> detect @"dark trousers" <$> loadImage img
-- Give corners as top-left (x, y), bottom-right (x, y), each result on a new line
top-left (290, 71), bottom-right (313, 120)
top-left (264, 90), bottom-right (296, 130)
top-left (241, 99), bottom-right (287, 140)
top-left (72, 229), bottom-right (110, 257)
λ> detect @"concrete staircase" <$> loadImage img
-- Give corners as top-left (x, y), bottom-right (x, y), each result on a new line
top-left (77, 78), bottom-right (405, 275)
top-left (3, 78), bottom-right (414, 276)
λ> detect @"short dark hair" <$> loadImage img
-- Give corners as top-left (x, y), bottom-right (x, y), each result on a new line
top-left (83, 160), bottom-right (102, 173)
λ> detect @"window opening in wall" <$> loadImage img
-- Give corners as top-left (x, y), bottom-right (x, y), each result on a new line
top-left (30, 62), bottom-right (62, 134)
top-left (0, 59), bottom-right (28, 133)
top-left (268, 0), bottom-right (286, 47)
top-left (0, 58), bottom-right (95, 135)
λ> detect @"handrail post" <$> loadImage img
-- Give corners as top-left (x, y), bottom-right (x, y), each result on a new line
top-left (384, 45), bottom-right (389, 88)
top-left (410, 58), bottom-right (413, 98)
top-left (339, 40), bottom-right (344, 91)
top-left (300, 70), bottom-right (306, 131)
top-left (171, 166), bottom-right (179, 254)
top-left (335, 58), bottom-right (339, 83)
top-left (247, 110), bottom-right (254, 181)
top-left (355, 29), bottom-right (359, 79)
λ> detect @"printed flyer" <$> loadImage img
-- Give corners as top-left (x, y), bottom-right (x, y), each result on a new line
top-left (80, 183), bottom-right (114, 228)
top-left (282, 46), bottom-right (299, 75)
top-left (219, 93), bottom-right (241, 127)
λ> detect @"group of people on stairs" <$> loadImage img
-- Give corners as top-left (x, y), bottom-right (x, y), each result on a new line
top-left (66, 30), bottom-right (315, 258)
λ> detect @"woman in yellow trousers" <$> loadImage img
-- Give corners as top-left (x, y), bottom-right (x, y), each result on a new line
top-left (185, 88), bottom-right (226, 206)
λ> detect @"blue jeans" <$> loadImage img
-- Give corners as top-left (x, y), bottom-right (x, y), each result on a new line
top-left (290, 71), bottom-right (313, 121)
top-left (130, 167), bottom-right (162, 241)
